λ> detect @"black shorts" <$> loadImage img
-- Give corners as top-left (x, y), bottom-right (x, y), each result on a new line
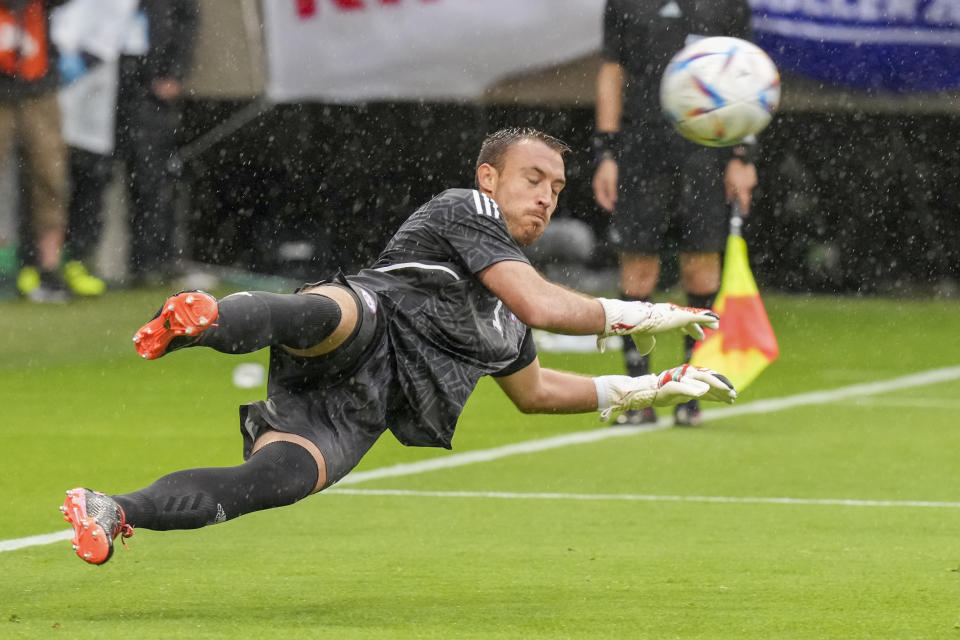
top-left (612, 144), bottom-right (729, 255)
top-left (237, 281), bottom-right (395, 487)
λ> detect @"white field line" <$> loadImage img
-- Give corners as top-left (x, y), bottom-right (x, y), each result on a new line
top-left (340, 365), bottom-right (960, 486)
top-left (326, 488), bottom-right (960, 510)
top-left (3, 365), bottom-right (959, 554)
top-left (836, 397), bottom-right (960, 409)
top-left (0, 529), bottom-right (73, 553)
top-left (697, 365), bottom-right (960, 423)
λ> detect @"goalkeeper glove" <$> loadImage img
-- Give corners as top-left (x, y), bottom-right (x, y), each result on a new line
top-left (594, 364), bottom-right (737, 423)
top-left (595, 298), bottom-right (719, 354)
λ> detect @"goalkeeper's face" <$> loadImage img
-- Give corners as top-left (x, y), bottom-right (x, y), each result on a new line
top-left (477, 139), bottom-right (566, 246)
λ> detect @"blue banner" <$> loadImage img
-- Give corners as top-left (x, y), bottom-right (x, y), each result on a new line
top-left (749, 0), bottom-right (960, 92)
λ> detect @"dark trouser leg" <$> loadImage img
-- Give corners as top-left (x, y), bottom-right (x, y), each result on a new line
top-left (620, 293), bottom-right (652, 377)
top-left (119, 83), bottom-right (179, 278)
top-left (113, 441), bottom-right (318, 530)
top-left (66, 147), bottom-right (112, 263)
top-left (675, 292), bottom-right (716, 425)
top-left (197, 291), bottom-right (344, 354)
top-left (684, 292), bottom-right (717, 362)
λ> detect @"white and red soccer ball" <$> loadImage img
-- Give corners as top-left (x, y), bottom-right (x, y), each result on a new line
top-left (659, 36), bottom-right (781, 147)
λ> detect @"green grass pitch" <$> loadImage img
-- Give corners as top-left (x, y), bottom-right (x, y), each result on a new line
top-left (2, 289), bottom-right (959, 638)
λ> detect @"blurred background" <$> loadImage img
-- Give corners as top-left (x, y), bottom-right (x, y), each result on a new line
top-left (1, 0), bottom-right (959, 298)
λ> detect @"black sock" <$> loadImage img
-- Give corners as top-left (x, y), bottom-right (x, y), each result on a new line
top-left (684, 291), bottom-right (717, 362)
top-left (621, 293), bottom-right (651, 377)
top-left (198, 291), bottom-right (343, 354)
top-left (113, 441), bottom-right (318, 531)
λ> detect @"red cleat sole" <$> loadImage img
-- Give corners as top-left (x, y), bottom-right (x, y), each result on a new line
top-left (61, 488), bottom-right (112, 565)
top-left (132, 291), bottom-right (218, 360)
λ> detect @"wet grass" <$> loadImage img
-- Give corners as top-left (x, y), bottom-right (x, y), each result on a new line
top-left (2, 291), bottom-right (959, 638)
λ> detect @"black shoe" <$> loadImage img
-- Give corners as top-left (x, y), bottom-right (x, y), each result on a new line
top-left (28, 270), bottom-right (71, 303)
top-left (674, 399), bottom-right (702, 427)
top-left (614, 407), bottom-right (658, 426)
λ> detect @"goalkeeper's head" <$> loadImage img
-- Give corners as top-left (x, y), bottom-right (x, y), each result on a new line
top-left (475, 128), bottom-right (570, 246)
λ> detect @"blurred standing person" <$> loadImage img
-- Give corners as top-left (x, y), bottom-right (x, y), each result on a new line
top-left (114, 0), bottom-right (198, 286)
top-left (53, 0), bottom-right (139, 296)
top-left (592, 0), bottom-right (758, 426)
top-left (1, 0), bottom-right (70, 302)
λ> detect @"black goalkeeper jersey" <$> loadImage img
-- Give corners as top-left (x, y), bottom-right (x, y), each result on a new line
top-left (345, 188), bottom-right (536, 447)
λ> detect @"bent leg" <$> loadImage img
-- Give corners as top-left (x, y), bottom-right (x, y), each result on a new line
top-left (199, 287), bottom-right (357, 355)
top-left (112, 440), bottom-right (320, 531)
top-left (135, 286), bottom-right (358, 359)
top-left (250, 430), bottom-right (327, 491)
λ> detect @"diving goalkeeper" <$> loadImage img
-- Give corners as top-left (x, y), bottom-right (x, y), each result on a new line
top-left (61, 128), bottom-right (736, 565)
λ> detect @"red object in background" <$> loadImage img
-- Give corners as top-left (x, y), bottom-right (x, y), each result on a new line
top-left (297, 0), bottom-right (439, 17)
top-left (0, 0), bottom-right (49, 80)
top-left (295, 0), bottom-right (317, 18)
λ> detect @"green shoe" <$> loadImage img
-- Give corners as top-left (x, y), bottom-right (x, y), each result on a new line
top-left (17, 266), bottom-right (40, 296)
top-left (64, 260), bottom-right (106, 296)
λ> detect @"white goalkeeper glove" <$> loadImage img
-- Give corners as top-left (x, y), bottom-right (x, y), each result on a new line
top-left (594, 364), bottom-right (737, 423)
top-left (595, 298), bottom-right (720, 354)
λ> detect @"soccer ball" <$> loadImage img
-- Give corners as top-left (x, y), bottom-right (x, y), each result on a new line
top-left (659, 36), bottom-right (780, 147)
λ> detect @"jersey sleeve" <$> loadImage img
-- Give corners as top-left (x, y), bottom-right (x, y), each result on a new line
top-left (601, 0), bottom-right (629, 65)
top-left (490, 327), bottom-right (538, 378)
top-left (431, 190), bottom-right (531, 275)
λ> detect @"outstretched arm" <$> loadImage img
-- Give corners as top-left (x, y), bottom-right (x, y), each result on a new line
top-left (479, 260), bottom-right (719, 353)
top-left (494, 358), bottom-right (737, 419)
top-left (479, 260), bottom-right (605, 335)
top-left (494, 357), bottom-right (601, 414)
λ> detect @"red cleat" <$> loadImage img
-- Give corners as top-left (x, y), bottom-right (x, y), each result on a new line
top-left (60, 488), bottom-right (133, 565)
top-left (132, 290), bottom-right (218, 359)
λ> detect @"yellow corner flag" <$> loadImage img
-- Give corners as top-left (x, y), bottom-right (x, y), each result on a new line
top-left (690, 206), bottom-right (778, 391)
